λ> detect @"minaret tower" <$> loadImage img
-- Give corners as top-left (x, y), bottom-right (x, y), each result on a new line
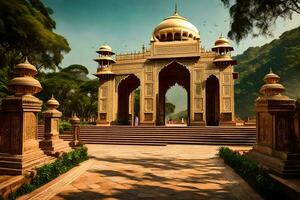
top-left (94, 44), bottom-right (116, 77)
top-left (212, 36), bottom-right (237, 67)
top-left (93, 44), bottom-right (116, 125)
top-left (211, 36), bottom-right (237, 126)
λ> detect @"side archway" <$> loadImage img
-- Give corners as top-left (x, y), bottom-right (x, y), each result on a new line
top-left (118, 74), bottom-right (140, 125)
top-left (205, 75), bottom-right (220, 126)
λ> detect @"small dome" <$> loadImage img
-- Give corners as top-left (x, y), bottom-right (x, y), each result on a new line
top-left (264, 69), bottom-right (280, 83)
top-left (212, 36), bottom-right (233, 51)
top-left (215, 36), bottom-right (229, 46)
top-left (153, 10), bottom-right (200, 42)
top-left (47, 95), bottom-right (59, 107)
top-left (15, 57), bottom-right (38, 76)
top-left (97, 44), bottom-right (115, 55)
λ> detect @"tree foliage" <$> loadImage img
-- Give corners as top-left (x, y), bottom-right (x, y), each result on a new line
top-left (165, 101), bottom-right (176, 116)
top-left (0, 0), bottom-right (70, 100)
top-left (38, 65), bottom-right (98, 121)
top-left (0, 0), bottom-right (70, 70)
top-left (221, 0), bottom-right (300, 43)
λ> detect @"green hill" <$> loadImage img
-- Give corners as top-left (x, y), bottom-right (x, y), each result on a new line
top-left (234, 26), bottom-right (300, 119)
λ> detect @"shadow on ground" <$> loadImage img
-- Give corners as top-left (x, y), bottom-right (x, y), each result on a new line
top-left (54, 155), bottom-right (238, 200)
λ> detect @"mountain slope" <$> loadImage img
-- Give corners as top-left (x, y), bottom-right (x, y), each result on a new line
top-left (234, 26), bottom-right (300, 119)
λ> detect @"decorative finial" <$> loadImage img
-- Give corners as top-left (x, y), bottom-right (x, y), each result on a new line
top-left (25, 56), bottom-right (29, 63)
top-left (269, 68), bottom-right (273, 74)
top-left (174, 2), bottom-right (178, 14)
top-left (220, 33), bottom-right (223, 38)
top-left (51, 94), bottom-right (54, 99)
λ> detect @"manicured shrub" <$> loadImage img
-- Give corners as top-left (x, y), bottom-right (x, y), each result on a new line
top-left (11, 147), bottom-right (88, 199)
top-left (219, 147), bottom-right (289, 200)
top-left (59, 121), bottom-right (71, 132)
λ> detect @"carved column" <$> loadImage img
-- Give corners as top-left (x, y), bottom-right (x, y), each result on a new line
top-left (69, 114), bottom-right (81, 148)
top-left (0, 58), bottom-right (50, 175)
top-left (247, 69), bottom-right (300, 176)
top-left (39, 96), bottom-right (71, 156)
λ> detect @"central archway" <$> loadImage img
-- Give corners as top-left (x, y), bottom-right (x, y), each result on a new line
top-left (158, 62), bottom-right (190, 126)
top-left (118, 74), bottom-right (140, 125)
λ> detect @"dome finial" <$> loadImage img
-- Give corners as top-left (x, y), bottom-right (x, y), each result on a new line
top-left (174, 2), bottom-right (178, 14)
top-left (269, 68), bottom-right (273, 74)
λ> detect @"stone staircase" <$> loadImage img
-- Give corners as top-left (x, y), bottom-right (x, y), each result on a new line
top-left (38, 125), bottom-right (256, 146)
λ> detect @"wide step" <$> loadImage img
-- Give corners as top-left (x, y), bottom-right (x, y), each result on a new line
top-left (38, 125), bottom-right (256, 146)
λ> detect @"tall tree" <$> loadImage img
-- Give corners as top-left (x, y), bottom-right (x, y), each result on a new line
top-left (39, 64), bottom-right (99, 121)
top-left (221, 0), bottom-right (300, 43)
top-left (0, 0), bottom-right (70, 70)
top-left (0, 0), bottom-right (70, 99)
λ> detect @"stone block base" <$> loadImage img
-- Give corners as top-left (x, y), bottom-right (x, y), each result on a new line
top-left (219, 121), bottom-right (236, 126)
top-left (246, 149), bottom-right (300, 177)
top-left (39, 139), bottom-right (72, 157)
top-left (140, 122), bottom-right (156, 126)
top-left (190, 121), bottom-right (206, 126)
top-left (0, 150), bottom-right (52, 175)
top-left (96, 120), bottom-right (110, 126)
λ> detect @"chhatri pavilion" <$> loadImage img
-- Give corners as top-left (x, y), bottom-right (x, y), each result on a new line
top-left (94, 7), bottom-right (237, 126)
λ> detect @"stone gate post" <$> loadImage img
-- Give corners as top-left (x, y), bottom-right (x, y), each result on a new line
top-left (0, 58), bottom-right (50, 175)
top-left (69, 114), bottom-right (81, 148)
top-left (247, 69), bottom-right (300, 176)
top-left (39, 96), bottom-right (71, 156)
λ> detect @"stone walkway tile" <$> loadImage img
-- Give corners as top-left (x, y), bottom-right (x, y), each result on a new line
top-left (34, 145), bottom-right (263, 200)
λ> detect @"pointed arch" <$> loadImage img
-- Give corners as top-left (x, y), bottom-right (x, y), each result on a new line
top-left (118, 74), bottom-right (140, 125)
top-left (205, 75), bottom-right (220, 126)
top-left (158, 61), bottom-right (190, 125)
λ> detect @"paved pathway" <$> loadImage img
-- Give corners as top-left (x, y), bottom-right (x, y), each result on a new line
top-left (46, 145), bottom-right (261, 200)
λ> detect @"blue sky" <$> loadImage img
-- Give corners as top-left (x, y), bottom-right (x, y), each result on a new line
top-left (43, 0), bottom-right (300, 113)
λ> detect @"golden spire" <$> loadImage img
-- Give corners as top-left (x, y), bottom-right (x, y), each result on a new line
top-left (174, 2), bottom-right (178, 15)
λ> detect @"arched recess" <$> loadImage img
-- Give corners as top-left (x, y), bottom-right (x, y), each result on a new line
top-left (206, 75), bottom-right (220, 126)
top-left (118, 74), bottom-right (140, 125)
top-left (158, 61), bottom-right (190, 125)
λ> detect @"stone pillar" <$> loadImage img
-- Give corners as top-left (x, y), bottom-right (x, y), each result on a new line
top-left (39, 96), bottom-right (71, 156)
top-left (0, 58), bottom-right (50, 175)
top-left (69, 114), bottom-right (81, 148)
top-left (247, 69), bottom-right (300, 176)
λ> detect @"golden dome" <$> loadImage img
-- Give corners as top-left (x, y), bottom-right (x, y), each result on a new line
top-left (153, 9), bottom-right (200, 42)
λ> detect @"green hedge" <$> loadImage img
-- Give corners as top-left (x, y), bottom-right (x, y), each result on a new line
top-left (59, 121), bottom-right (71, 132)
top-left (9, 147), bottom-right (88, 199)
top-left (219, 147), bottom-right (289, 200)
